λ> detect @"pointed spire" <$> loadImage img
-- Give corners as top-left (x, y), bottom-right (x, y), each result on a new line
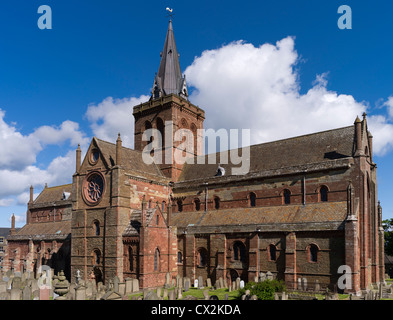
top-left (152, 20), bottom-right (188, 100)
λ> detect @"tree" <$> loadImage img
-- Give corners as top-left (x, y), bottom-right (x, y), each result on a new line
top-left (382, 219), bottom-right (393, 256)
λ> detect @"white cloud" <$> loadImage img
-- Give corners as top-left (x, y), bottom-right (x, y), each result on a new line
top-left (184, 37), bottom-right (393, 154)
top-left (383, 96), bottom-right (393, 120)
top-left (85, 95), bottom-right (149, 148)
top-left (0, 198), bottom-right (15, 207)
top-left (32, 120), bottom-right (89, 147)
top-left (0, 109), bottom-right (42, 170)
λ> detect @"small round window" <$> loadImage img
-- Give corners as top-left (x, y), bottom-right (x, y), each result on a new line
top-left (82, 172), bottom-right (105, 205)
top-left (90, 149), bottom-right (100, 164)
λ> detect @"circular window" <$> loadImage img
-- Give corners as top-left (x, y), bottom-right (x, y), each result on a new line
top-left (90, 149), bottom-right (100, 165)
top-left (82, 172), bottom-right (105, 205)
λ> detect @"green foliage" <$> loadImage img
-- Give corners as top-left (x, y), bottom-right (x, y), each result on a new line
top-left (383, 219), bottom-right (393, 256)
top-left (238, 279), bottom-right (286, 300)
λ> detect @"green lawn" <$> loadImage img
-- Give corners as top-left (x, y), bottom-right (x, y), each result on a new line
top-left (129, 286), bottom-right (241, 300)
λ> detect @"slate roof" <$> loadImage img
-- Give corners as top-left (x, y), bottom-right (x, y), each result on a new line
top-left (33, 184), bottom-right (72, 204)
top-left (153, 20), bottom-right (187, 99)
top-left (177, 126), bottom-right (355, 183)
top-left (95, 138), bottom-right (167, 181)
top-left (171, 201), bottom-right (348, 231)
top-left (8, 220), bottom-right (71, 241)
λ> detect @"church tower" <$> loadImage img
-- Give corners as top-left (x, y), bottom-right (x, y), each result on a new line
top-left (133, 20), bottom-right (205, 182)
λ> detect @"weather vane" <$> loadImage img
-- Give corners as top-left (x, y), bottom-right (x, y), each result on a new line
top-left (166, 7), bottom-right (174, 20)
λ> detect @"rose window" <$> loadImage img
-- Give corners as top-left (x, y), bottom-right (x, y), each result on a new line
top-left (83, 172), bottom-right (105, 205)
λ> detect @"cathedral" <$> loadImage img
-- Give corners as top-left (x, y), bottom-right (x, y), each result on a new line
top-left (4, 20), bottom-right (384, 294)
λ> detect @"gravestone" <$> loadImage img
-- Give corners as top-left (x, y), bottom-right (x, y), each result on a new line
top-left (32, 290), bottom-right (40, 300)
top-left (163, 289), bottom-right (168, 299)
top-left (219, 277), bottom-right (224, 289)
top-left (184, 279), bottom-right (190, 292)
top-left (0, 281), bottom-right (7, 294)
top-left (0, 292), bottom-right (10, 300)
top-left (214, 280), bottom-right (220, 289)
top-left (240, 280), bottom-right (245, 289)
top-left (11, 277), bottom-right (22, 289)
top-left (125, 278), bottom-right (133, 294)
top-left (156, 287), bottom-right (162, 298)
top-left (22, 286), bottom-right (32, 300)
top-left (10, 288), bottom-right (22, 300)
top-left (113, 276), bottom-right (120, 292)
top-left (164, 273), bottom-right (171, 288)
top-left (194, 279), bottom-right (198, 288)
top-left (206, 278), bottom-right (212, 287)
top-left (266, 271), bottom-right (273, 280)
top-left (314, 280), bottom-right (320, 292)
top-left (168, 290), bottom-right (175, 300)
top-left (259, 272), bottom-right (266, 282)
top-left (302, 278), bottom-right (308, 291)
top-left (145, 290), bottom-right (159, 300)
top-left (75, 286), bottom-right (86, 300)
top-left (203, 289), bottom-right (209, 300)
top-left (132, 279), bottom-right (139, 292)
top-left (198, 276), bottom-right (204, 289)
top-left (118, 282), bottom-right (126, 295)
top-left (236, 277), bottom-right (241, 290)
top-left (39, 285), bottom-right (50, 300)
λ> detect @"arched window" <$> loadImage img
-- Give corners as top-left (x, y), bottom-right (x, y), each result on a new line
top-left (148, 200), bottom-right (152, 209)
top-left (128, 247), bottom-right (133, 272)
top-left (161, 201), bottom-right (166, 212)
top-left (320, 186), bottom-right (328, 202)
top-left (249, 192), bottom-right (256, 207)
top-left (233, 241), bottom-right (246, 262)
top-left (93, 249), bottom-right (101, 265)
top-left (214, 197), bottom-right (220, 210)
top-left (283, 189), bottom-right (291, 205)
top-left (308, 244), bottom-right (318, 263)
top-left (268, 244), bottom-right (277, 261)
top-left (93, 220), bottom-right (100, 236)
top-left (177, 252), bottom-right (183, 264)
top-left (154, 248), bottom-right (160, 271)
top-left (194, 198), bottom-right (201, 211)
top-left (177, 200), bottom-right (183, 212)
top-left (197, 248), bottom-right (208, 267)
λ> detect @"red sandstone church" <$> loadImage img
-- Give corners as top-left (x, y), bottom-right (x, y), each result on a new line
top-left (4, 20), bottom-right (384, 294)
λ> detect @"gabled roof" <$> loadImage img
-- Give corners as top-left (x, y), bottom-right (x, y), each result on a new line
top-left (94, 138), bottom-right (167, 181)
top-left (178, 125), bottom-right (355, 183)
top-left (122, 208), bottom-right (157, 237)
top-left (8, 220), bottom-right (71, 241)
top-left (33, 184), bottom-right (72, 204)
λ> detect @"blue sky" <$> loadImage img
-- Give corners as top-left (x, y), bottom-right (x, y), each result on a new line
top-left (0, 0), bottom-right (393, 227)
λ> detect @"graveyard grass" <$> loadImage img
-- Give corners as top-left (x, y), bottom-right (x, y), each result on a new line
top-left (128, 287), bottom-right (240, 300)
